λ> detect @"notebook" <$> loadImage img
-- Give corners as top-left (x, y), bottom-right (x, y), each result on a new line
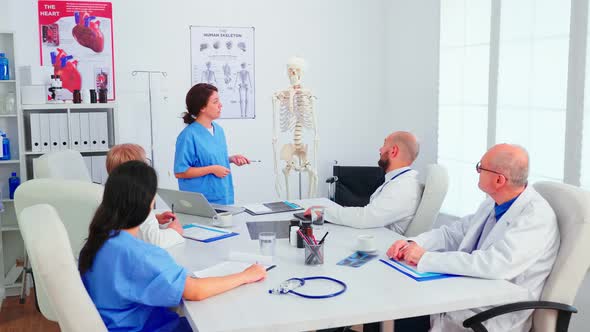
top-left (379, 258), bottom-right (457, 282)
top-left (244, 201), bottom-right (303, 215)
top-left (193, 252), bottom-right (273, 278)
top-left (182, 224), bottom-right (239, 243)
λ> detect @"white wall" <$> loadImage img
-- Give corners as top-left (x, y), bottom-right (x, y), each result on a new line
top-left (384, 1), bottom-right (440, 174)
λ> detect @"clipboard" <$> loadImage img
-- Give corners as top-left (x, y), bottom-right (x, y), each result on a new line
top-left (379, 258), bottom-right (458, 282)
top-left (182, 224), bottom-right (239, 243)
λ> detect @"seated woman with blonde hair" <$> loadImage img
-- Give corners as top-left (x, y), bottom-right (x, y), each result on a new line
top-left (106, 143), bottom-right (184, 248)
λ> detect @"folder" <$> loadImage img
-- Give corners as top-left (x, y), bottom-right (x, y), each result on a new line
top-left (48, 113), bottom-right (60, 151)
top-left (88, 113), bottom-right (100, 151)
top-left (181, 224), bottom-right (239, 243)
top-left (244, 201), bottom-right (303, 215)
top-left (58, 113), bottom-right (69, 150)
top-left (379, 258), bottom-right (457, 282)
top-left (70, 113), bottom-right (81, 151)
top-left (30, 113), bottom-right (41, 152)
top-left (193, 252), bottom-right (272, 278)
top-left (83, 156), bottom-right (93, 177)
top-left (100, 160), bottom-right (109, 184)
top-left (39, 113), bottom-right (51, 152)
top-left (95, 155), bottom-right (107, 184)
top-left (91, 155), bottom-right (105, 184)
top-left (97, 112), bottom-right (109, 150)
top-left (79, 112), bottom-right (90, 151)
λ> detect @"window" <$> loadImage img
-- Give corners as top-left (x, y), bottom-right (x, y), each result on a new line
top-left (437, 0), bottom-right (490, 216)
top-left (495, 0), bottom-right (571, 183)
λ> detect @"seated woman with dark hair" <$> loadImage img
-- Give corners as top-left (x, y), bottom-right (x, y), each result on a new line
top-left (79, 161), bottom-right (266, 331)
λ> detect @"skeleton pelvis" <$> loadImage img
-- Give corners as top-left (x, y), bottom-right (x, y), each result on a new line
top-left (280, 143), bottom-right (308, 162)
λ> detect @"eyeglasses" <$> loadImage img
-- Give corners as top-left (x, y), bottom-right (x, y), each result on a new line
top-left (475, 161), bottom-right (504, 177)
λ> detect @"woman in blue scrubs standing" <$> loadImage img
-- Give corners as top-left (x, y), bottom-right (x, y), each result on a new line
top-left (79, 161), bottom-right (266, 331)
top-left (174, 83), bottom-right (249, 205)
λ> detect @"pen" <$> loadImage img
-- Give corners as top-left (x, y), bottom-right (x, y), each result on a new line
top-left (397, 242), bottom-right (412, 258)
top-left (249, 160), bottom-right (262, 163)
top-left (318, 232), bottom-right (329, 245)
top-left (266, 265), bottom-right (277, 271)
top-left (171, 203), bottom-right (175, 221)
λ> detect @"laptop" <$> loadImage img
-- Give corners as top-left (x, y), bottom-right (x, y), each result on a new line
top-left (157, 188), bottom-right (244, 218)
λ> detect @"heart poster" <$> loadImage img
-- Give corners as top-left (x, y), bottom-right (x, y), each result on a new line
top-left (38, 1), bottom-right (115, 101)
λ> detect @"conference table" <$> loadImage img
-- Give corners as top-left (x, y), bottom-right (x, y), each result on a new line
top-left (167, 198), bottom-right (530, 332)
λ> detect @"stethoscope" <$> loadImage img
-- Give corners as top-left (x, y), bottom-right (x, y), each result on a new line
top-left (268, 276), bottom-right (347, 299)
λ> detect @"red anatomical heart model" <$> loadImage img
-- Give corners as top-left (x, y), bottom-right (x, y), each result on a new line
top-left (72, 12), bottom-right (104, 53)
top-left (50, 48), bottom-right (82, 93)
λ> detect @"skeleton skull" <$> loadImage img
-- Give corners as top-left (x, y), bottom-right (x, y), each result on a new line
top-left (287, 57), bottom-right (306, 86)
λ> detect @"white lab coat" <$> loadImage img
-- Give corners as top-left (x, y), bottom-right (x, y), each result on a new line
top-left (324, 167), bottom-right (422, 234)
top-left (409, 186), bottom-right (560, 332)
top-left (137, 211), bottom-right (185, 249)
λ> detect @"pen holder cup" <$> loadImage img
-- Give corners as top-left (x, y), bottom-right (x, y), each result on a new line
top-left (304, 242), bottom-right (324, 265)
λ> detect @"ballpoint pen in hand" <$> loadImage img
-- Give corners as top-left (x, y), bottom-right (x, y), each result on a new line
top-left (171, 203), bottom-right (175, 221)
top-left (266, 265), bottom-right (277, 271)
top-left (397, 242), bottom-right (412, 259)
top-left (249, 160), bottom-right (262, 163)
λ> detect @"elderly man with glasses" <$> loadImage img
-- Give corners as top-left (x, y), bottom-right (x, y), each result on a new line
top-left (386, 144), bottom-right (560, 332)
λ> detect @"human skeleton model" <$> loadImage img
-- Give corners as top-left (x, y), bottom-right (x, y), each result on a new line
top-left (272, 57), bottom-right (318, 199)
top-left (234, 63), bottom-right (252, 117)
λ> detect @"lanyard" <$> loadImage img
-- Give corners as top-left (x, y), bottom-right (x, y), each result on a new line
top-left (374, 168), bottom-right (412, 197)
top-left (268, 276), bottom-right (347, 299)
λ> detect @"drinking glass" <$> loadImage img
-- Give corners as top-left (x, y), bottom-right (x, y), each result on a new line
top-left (259, 232), bottom-right (276, 256)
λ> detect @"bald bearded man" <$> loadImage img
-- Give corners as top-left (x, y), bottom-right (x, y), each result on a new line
top-left (306, 131), bottom-right (422, 234)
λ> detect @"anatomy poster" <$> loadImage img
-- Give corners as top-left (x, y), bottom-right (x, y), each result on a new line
top-left (190, 26), bottom-right (255, 119)
top-left (38, 1), bottom-right (115, 100)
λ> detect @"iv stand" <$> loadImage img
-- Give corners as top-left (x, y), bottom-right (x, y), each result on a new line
top-left (131, 70), bottom-right (167, 167)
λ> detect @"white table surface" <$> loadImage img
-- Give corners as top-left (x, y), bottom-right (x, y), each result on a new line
top-left (167, 198), bottom-right (530, 332)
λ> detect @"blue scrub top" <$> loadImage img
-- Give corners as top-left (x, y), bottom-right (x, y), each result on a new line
top-left (82, 231), bottom-right (188, 332)
top-left (174, 121), bottom-right (234, 205)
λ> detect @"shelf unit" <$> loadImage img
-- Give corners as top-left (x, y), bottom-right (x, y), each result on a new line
top-left (20, 102), bottom-right (117, 180)
top-left (0, 31), bottom-right (118, 302)
top-left (0, 31), bottom-right (26, 302)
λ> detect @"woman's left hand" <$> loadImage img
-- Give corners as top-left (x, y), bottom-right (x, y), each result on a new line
top-left (230, 154), bottom-right (250, 166)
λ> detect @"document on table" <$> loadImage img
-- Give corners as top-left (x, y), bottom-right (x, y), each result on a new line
top-left (193, 252), bottom-right (273, 278)
top-left (379, 258), bottom-right (458, 282)
top-left (182, 224), bottom-right (238, 243)
top-left (244, 201), bottom-right (303, 215)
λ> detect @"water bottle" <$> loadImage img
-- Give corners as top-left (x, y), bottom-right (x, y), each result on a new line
top-left (9, 172), bottom-right (20, 199)
top-left (0, 53), bottom-right (9, 80)
top-left (0, 132), bottom-right (10, 160)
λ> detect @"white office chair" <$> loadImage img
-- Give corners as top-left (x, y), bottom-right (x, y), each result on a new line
top-left (405, 164), bottom-right (449, 237)
top-left (14, 178), bottom-right (103, 322)
top-left (463, 181), bottom-right (590, 332)
top-left (33, 149), bottom-right (91, 182)
top-left (18, 204), bottom-right (107, 332)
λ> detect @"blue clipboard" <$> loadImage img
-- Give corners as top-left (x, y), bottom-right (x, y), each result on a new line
top-left (379, 258), bottom-right (458, 282)
top-left (182, 224), bottom-right (239, 243)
